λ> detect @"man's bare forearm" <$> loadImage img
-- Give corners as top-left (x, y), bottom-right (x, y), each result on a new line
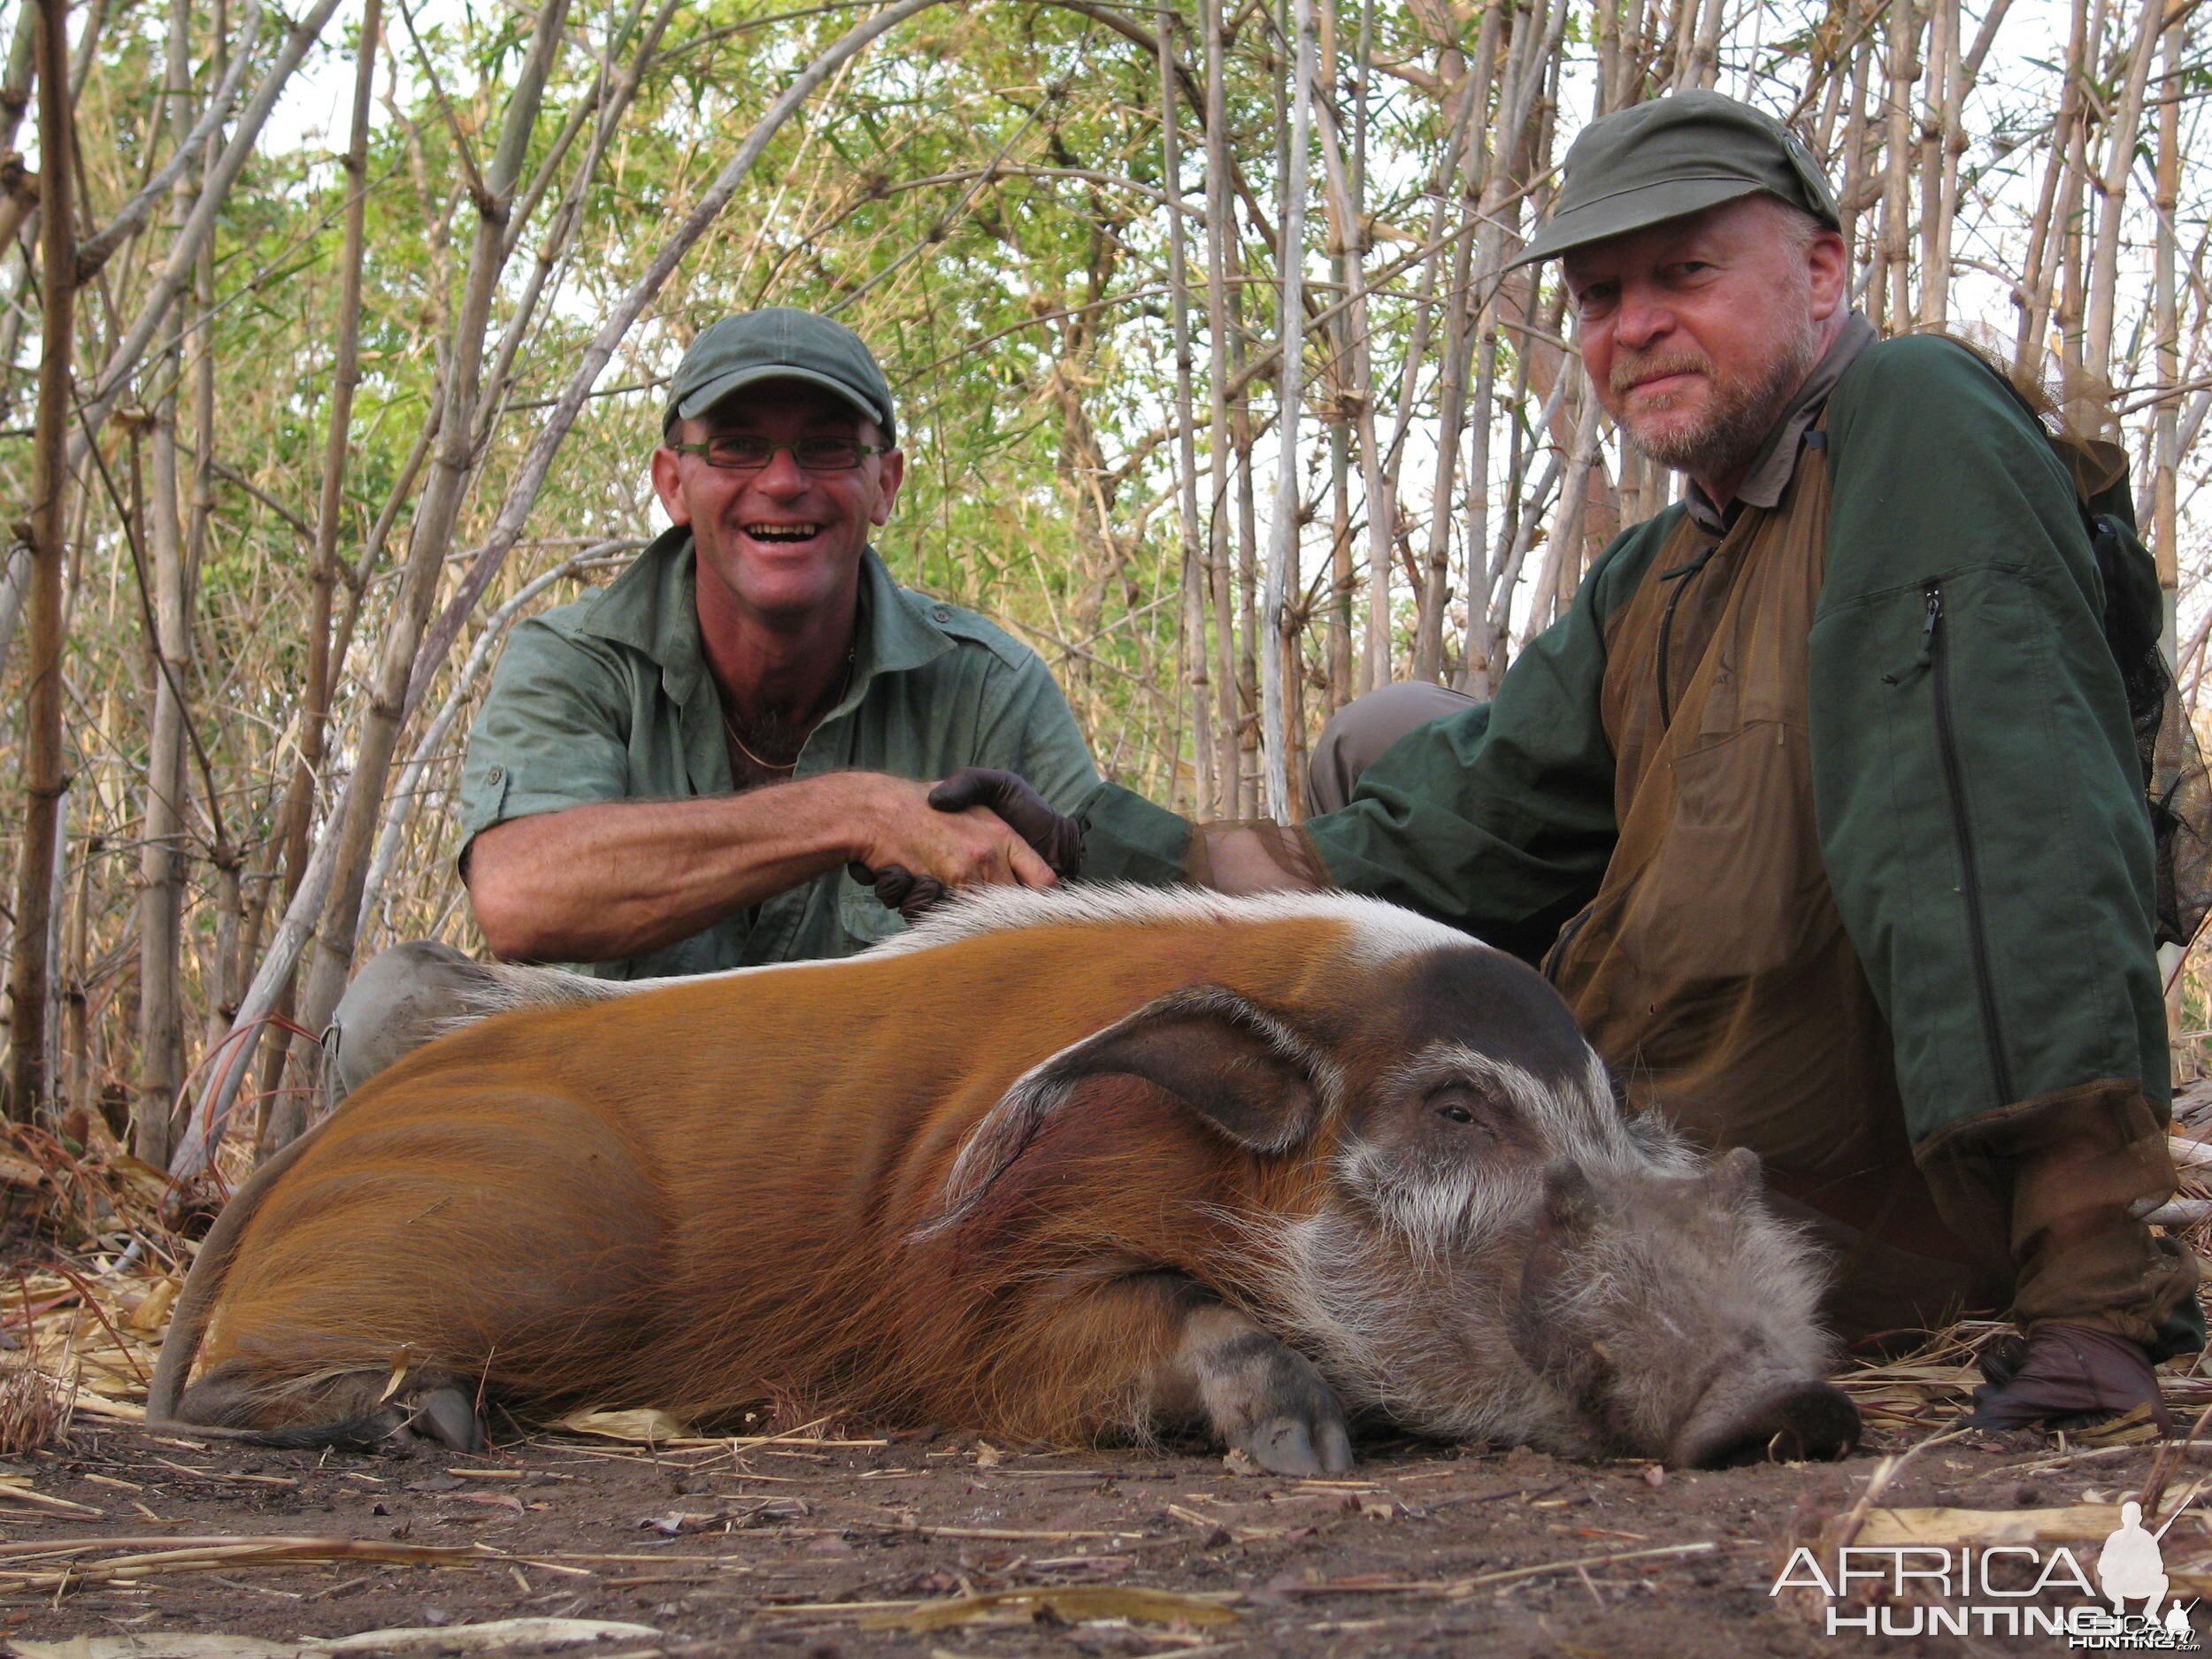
top-left (465, 775), bottom-right (887, 962)
top-left (464, 772), bottom-right (1053, 963)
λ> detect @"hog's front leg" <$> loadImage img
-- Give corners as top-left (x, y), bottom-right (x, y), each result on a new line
top-left (1148, 1287), bottom-right (1353, 1475)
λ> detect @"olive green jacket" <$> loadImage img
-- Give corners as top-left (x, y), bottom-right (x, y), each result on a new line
top-left (1086, 333), bottom-right (2170, 1156)
top-left (458, 530), bottom-right (1101, 976)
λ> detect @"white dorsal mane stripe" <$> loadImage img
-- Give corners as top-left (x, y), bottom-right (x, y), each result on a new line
top-left (426, 885), bottom-right (1488, 1038)
top-left (875, 882), bottom-right (1478, 967)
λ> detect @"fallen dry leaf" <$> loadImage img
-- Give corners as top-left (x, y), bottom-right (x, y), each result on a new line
top-left (641, 1509), bottom-right (726, 1535)
top-left (122, 1279), bottom-right (179, 1334)
top-left (375, 1346), bottom-right (412, 1404)
top-left (868, 1585), bottom-right (1240, 1633)
top-left (555, 1406), bottom-right (695, 1442)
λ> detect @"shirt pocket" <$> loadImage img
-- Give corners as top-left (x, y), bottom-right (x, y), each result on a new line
top-left (1617, 718), bottom-right (1824, 985)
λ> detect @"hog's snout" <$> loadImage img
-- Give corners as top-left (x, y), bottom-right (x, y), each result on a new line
top-left (1671, 1379), bottom-right (1860, 1469)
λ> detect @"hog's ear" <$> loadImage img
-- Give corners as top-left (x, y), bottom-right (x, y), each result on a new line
top-left (918, 986), bottom-right (1340, 1237)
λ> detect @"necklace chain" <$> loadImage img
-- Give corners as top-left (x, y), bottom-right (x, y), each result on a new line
top-left (721, 708), bottom-right (797, 772)
top-left (720, 646), bottom-right (856, 776)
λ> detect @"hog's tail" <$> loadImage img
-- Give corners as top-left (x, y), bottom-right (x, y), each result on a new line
top-left (146, 1119), bottom-right (333, 1423)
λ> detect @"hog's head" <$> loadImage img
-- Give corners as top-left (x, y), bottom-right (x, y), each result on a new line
top-left (1275, 941), bottom-right (1861, 1468)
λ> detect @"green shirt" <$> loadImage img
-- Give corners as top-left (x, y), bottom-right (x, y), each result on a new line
top-left (457, 530), bottom-right (1102, 977)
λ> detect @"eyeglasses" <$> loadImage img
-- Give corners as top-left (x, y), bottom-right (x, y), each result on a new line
top-left (667, 435), bottom-right (890, 472)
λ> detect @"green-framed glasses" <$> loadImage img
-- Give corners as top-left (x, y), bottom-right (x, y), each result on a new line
top-left (667, 435), bottom-right (890, 472)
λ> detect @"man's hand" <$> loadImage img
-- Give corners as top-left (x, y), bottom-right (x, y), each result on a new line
top-left (855, 771), bottom-right (1079, 922)
top-left (1963, 1323), bottom-right (2176, 1434)
top-left (926, 767), bottom-right (1083, 879)
top-left (849, 775), bottom-right (1056, 901)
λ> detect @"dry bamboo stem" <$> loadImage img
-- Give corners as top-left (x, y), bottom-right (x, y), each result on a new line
top-left (278, 0), bottom-right (576, 1152)
top-left (2085, 0), bottom-right (2163, 383)
top-left (1202, 0), bottom-right (1239, 814)
top-left (1261, 0), bottom-right (1317, 818)
top-left (258, 0), bottom-right (382, 1115)
top-left (1160, 0), bottom-right (1211, 811)
top-left (2154, 11), bottom-right (2183, 605)
top-left (7, 0), bottom-right (79, 1120)
top-left (129, 0), bottom-right (199, 1167)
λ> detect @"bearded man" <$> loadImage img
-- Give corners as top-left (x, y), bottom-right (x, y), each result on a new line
top-left (972, 91), bottom-right (2203, 1431)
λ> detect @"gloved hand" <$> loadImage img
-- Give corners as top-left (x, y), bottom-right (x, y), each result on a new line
top-left (927, 767), bottom-right (1082, 880)
top-left (849, 862), bottom-right (948, 925)
top-left (1963, 1322), bottom-right (2176, 1434)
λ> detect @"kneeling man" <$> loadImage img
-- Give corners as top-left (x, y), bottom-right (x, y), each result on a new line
top-left (329, 308), bottom-right (1099, 1093)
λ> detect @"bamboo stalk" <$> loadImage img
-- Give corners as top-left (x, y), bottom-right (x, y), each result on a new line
top-left (130, 0), bottom-right (200, 1167)
top-left (7, 0), bottom-right (78, 1121)
top-left (1261, 0), bottom-right (1317, 818)
top-left (2154, 6), bottom-right (2182, 608)
top-left (2085, 0), bottom-right (2162, 383)
top-left (1202, 0), bottom-right (1239, 814)
top-left (1159, 0), bottom-right (1211, 812)
top-left (276, 0), bottom-right (577, 1151)
top-left (251, 0), bottom-right (381, 1126)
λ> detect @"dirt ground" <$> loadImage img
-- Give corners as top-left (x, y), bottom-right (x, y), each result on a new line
top-left (11, 1125), bottom-right (2212, 1658)
top-left (3, 1410), bottom-right (2208, 1659)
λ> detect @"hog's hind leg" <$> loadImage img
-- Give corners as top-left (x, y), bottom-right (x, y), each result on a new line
top-left (178, 1087), bottom-right (662, 1445)
top-left (176, 1363), bottom-right (487, 1452)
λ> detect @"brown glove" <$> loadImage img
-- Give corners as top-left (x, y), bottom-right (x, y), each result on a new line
top-left (928, 767), bottom-right (1082, 879)
top-left (1963, 1323), bottom-right (2176, 1433)
top-left (849, 862), bottom-right (947, 926)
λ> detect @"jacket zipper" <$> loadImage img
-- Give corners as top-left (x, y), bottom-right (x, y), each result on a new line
top-left (1924, 581), bottom-right (2016, 1104)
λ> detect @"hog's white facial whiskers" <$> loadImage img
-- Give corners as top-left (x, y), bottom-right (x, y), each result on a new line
top-left (1260, 1211), bottom-right (1587, 1450)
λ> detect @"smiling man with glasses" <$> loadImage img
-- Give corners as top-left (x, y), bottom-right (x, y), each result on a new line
top-left (319, 308), bottom-right (1101, 1098)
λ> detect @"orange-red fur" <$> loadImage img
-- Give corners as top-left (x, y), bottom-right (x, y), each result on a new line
top-left (173, 911), bottom-right (1360, 1445)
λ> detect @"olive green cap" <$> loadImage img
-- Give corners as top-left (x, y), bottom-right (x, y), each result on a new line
top-left (1510, 91), bottom-right (1840, 269)
top-left (664, 307), bottom-right (896, 441)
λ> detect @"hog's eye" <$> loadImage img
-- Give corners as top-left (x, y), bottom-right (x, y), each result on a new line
top-left (1437, 1102), bottom-right (1476, 1125)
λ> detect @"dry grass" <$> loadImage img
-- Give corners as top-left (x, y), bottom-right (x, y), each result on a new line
top-left (0, 1340), bottom-right (72, 1455)
top-left (1, 1118), bottom-right (204, 1442)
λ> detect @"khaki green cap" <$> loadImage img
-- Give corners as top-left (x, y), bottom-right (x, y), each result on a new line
top-left (664, 307), bottom-right (897, 441)
top-left (1511, 90), bottom-right (1840, 269)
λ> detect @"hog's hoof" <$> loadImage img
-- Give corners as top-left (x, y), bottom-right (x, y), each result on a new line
top-left (399, 1386), bottom-right (487, 1454)
top-left (1179, 1299), bottom-right (1356, 1474)
top-left (1215, 1342), bottom-right (1354, 1474)
top-left (1243, 1410), bottom-right (1354, 1476)
top-left (172, 1366), bottom-right (488, 1455)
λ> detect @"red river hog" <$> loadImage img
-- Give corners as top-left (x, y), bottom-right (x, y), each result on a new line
top-left (150, 887), bottom-right (1859, 1473)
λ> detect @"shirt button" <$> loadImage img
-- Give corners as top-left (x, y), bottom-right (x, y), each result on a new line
top-left (933, 606), bottom-right (950, 622)
top-left (487, 765), bottom-right (504, 784)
